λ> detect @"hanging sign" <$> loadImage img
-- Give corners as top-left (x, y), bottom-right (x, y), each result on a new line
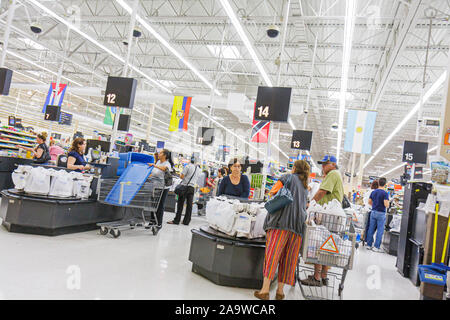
top-left (197, 127), bottom-right (215, 146)
top-left (290, 130), bottom-right (313, 150)
top-left (402, 140), bottom-right (428, 164)
top-left (254, 86), bottom-right (292, 122)
top-left (44, 105), bottom-right (61, 121)
top-left (103, 76), bottom-right (137, 109)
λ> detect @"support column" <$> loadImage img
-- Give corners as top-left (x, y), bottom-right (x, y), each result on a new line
top-left (349, 152), bottom-right (356, 188)
top-left (438, 55), bottom-right (450, 161)
top-left (0, 0), bottom-right (16, 67)
top-left (146, 103), bottom-right (155, 142)
top-left (357, 154), bottom-right (366, 189)
top-left (110, 0), bottom-right (138, 152)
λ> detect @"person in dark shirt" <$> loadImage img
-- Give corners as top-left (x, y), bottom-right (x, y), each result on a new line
top-left (367, 177), bottom-right (390, 252)
top-left (17, 132), bottom-right (49, 163)
top-left (67, 137), bottom-right (90, 172)
top-left (217, 158), bottom-right (250, 199)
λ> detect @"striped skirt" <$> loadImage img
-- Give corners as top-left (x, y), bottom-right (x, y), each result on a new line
top-left (263, 229), bottom-right (302, 286)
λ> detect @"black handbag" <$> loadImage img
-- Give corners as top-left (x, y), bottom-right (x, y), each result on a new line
top-left (174, 166), bottom-right (197, 196)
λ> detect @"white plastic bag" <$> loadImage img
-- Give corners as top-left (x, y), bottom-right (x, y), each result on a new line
top-left (24, 167), bottom-right (51, 195)
top-left (49, 170), bottom-right (74, 197)
top-left (215, 203), bottom-right (237, 235)
top-left (250, 208), bottom-right (267, 238)
top-left (234, 212), bottom-right (252, 235)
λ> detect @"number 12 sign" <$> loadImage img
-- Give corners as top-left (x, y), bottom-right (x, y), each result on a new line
top-left (103, 76), bottom-right (137, 109)
top-left (254, 86), bottom-right (292, 122)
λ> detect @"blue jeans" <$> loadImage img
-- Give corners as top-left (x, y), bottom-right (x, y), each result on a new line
top-left (366, 210), bottom-right (386, 249)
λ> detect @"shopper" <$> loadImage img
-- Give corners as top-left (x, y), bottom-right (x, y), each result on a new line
top-left (168, 158), bottom-right (200, 226)
top-left (254, 160), bottom-right (310, 300)
top-left (67, 137), bottom-right (90, 171)
top-left (17, 132), bottom-right (50, 164)
top-left (148, 149), bottom-right (174, 230)
top-left (366, 177), bottom-right (390, 252)
top-left (213, 168), bottom-right (226, 196)
top-left (49, 140), bottom-right (65, 162)
top-left (300, 155), bottom-right (344, 287)
top-left (217, 158), bottom-right (250, 199)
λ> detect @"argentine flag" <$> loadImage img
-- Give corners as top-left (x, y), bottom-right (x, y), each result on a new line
top-left (344, 110), bottom-right (377, 154)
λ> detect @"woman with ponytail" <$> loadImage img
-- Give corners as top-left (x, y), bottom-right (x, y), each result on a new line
top-left (147, 149), bottom-right (173, 232)
top-left (254, 160), bottom-right (310, 301)
top-left (17, 132), bottom-right (50, 163)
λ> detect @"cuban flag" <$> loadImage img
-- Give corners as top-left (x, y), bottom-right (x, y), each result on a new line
top-left (169, 96), bottom-right (191, 132)
top-left (42, 82), bottom-right (67, 113)
top-left (344, 110), bottom-right (377, 154)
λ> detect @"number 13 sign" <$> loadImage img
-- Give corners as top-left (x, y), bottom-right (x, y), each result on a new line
top-left (290, 130), bottom-right (313, 151)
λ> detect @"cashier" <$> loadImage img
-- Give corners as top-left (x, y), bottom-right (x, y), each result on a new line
top-left (217, 158), bottom-right (250, 199)
top-left (16, 132), bottom-right (50, 163)
top-left (67, 138), bottom-right (90, 171)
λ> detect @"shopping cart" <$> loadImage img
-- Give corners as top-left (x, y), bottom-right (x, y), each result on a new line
top-left (297, 212), bottom-right (357, 300)
top-left (96, 178), bottom-right (164, 238)
top-left (197, 187), bottom-right (214, 216)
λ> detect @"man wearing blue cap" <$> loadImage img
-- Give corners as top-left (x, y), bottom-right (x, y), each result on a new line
top-left (300, 155), bottom-right (344, 287)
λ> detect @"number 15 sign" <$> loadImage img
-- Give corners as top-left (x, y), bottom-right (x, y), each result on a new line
top-left (103, 76), bottom-right (137, 109)
top-left (254, 86), bottom-right (292, 122)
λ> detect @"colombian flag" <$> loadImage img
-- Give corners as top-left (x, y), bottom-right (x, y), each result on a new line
top-left (169, 96), bottom-right (191, 132)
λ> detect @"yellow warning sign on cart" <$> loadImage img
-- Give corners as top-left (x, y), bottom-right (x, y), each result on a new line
top-left (319, 235), bottom-right (339, 253)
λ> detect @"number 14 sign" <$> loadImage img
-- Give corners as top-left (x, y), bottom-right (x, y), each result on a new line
top-left (254, 86), bottom-right (292, 122)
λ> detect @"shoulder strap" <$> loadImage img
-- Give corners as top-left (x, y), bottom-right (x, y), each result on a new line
top-left (186, 165), bottom-right (197, 185)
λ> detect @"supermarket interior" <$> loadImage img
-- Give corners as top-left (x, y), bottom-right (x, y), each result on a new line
top-left (0, 0), bottom-right (449, 303)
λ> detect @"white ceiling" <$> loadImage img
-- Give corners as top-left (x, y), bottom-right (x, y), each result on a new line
top-left (0, 0), bottom-right (449, 179)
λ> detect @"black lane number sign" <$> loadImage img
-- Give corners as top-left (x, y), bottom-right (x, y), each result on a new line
top-left (44, 105), bottom-right (61, 121)
top-left (254, 86), bottom-right (292, 122)
top-left (103, 76), bottom-right (137, 109)
top-left (291, 130), bottom-right (313, 151)
top-left (402, 140), bottom-right (428, 164)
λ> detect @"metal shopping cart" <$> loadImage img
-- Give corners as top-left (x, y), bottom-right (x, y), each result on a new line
top-left (197, 187), bottom-right (214, 216)
top-left (297, 212), bottom-right (357, 300)
top-left (96, 178), bottom-right (164, 238)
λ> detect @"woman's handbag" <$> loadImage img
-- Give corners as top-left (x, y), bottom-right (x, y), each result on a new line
top-left (174, 166), bottom-right (197, 196)
top-left (264, 174), bottom-right (293, 214)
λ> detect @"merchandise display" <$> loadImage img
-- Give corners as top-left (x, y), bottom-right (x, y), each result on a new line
top-left (0, 0), bottom-right (449, 306)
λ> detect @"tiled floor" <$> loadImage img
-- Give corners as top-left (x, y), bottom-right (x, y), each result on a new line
top-left (0, 211), bottom-right (420, 300)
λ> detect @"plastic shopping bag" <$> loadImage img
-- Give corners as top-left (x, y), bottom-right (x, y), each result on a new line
top-left (234, 212), bottom-right (252, 235)
top-left (250, 208), bottom-right (267, 238)
top-left (24, 167), bottom-right (51, 195)
top-left (49, 170), bottom-right (74, 197)
top-left (215, 204), bottom-right (237, 235)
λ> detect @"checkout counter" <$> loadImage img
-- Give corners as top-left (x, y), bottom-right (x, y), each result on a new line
top-left (0, 154), bottom-right (125, 236)
top-left (0, 156), bottom-right (34, 192)
top-left (189, 225), bottom-right (266, 289)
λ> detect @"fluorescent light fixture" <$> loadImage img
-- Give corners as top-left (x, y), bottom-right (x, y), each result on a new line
top-left (4, 49), bottom-right (83, 86)
top-left (18, 38), bottom-right (45, 50)
top-left (364, 71), bottom-right (447, 169)
top-left (428, 145), bottom-right (438, 153)
top-left (336, 0), bottom-right (357, 163)
top-left (114, 0), bottom-right (220, 96)
top-left (27, 0), bottom-right (170, 93)
top-left (207, 45), bottom-right (241, 59)
top-left (218, 0), bottom-right (272, 86)
top-left (288, 118), bottom-right (296, 130)
top-left (328, 91), bottom-right (354, 101)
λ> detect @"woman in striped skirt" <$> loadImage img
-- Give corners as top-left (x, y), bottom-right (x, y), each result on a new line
top-left (254, 160), bottom-right (310, 300)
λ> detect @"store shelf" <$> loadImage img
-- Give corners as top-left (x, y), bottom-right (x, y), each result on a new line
top-left (0, 144), bottom-right (19, 150)
top-left (0, 128), bottom-right (36, 138)
top-left (0, 139), bottom-right (33, 147)
top-left (0, 133), bottom-right (36, 143)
